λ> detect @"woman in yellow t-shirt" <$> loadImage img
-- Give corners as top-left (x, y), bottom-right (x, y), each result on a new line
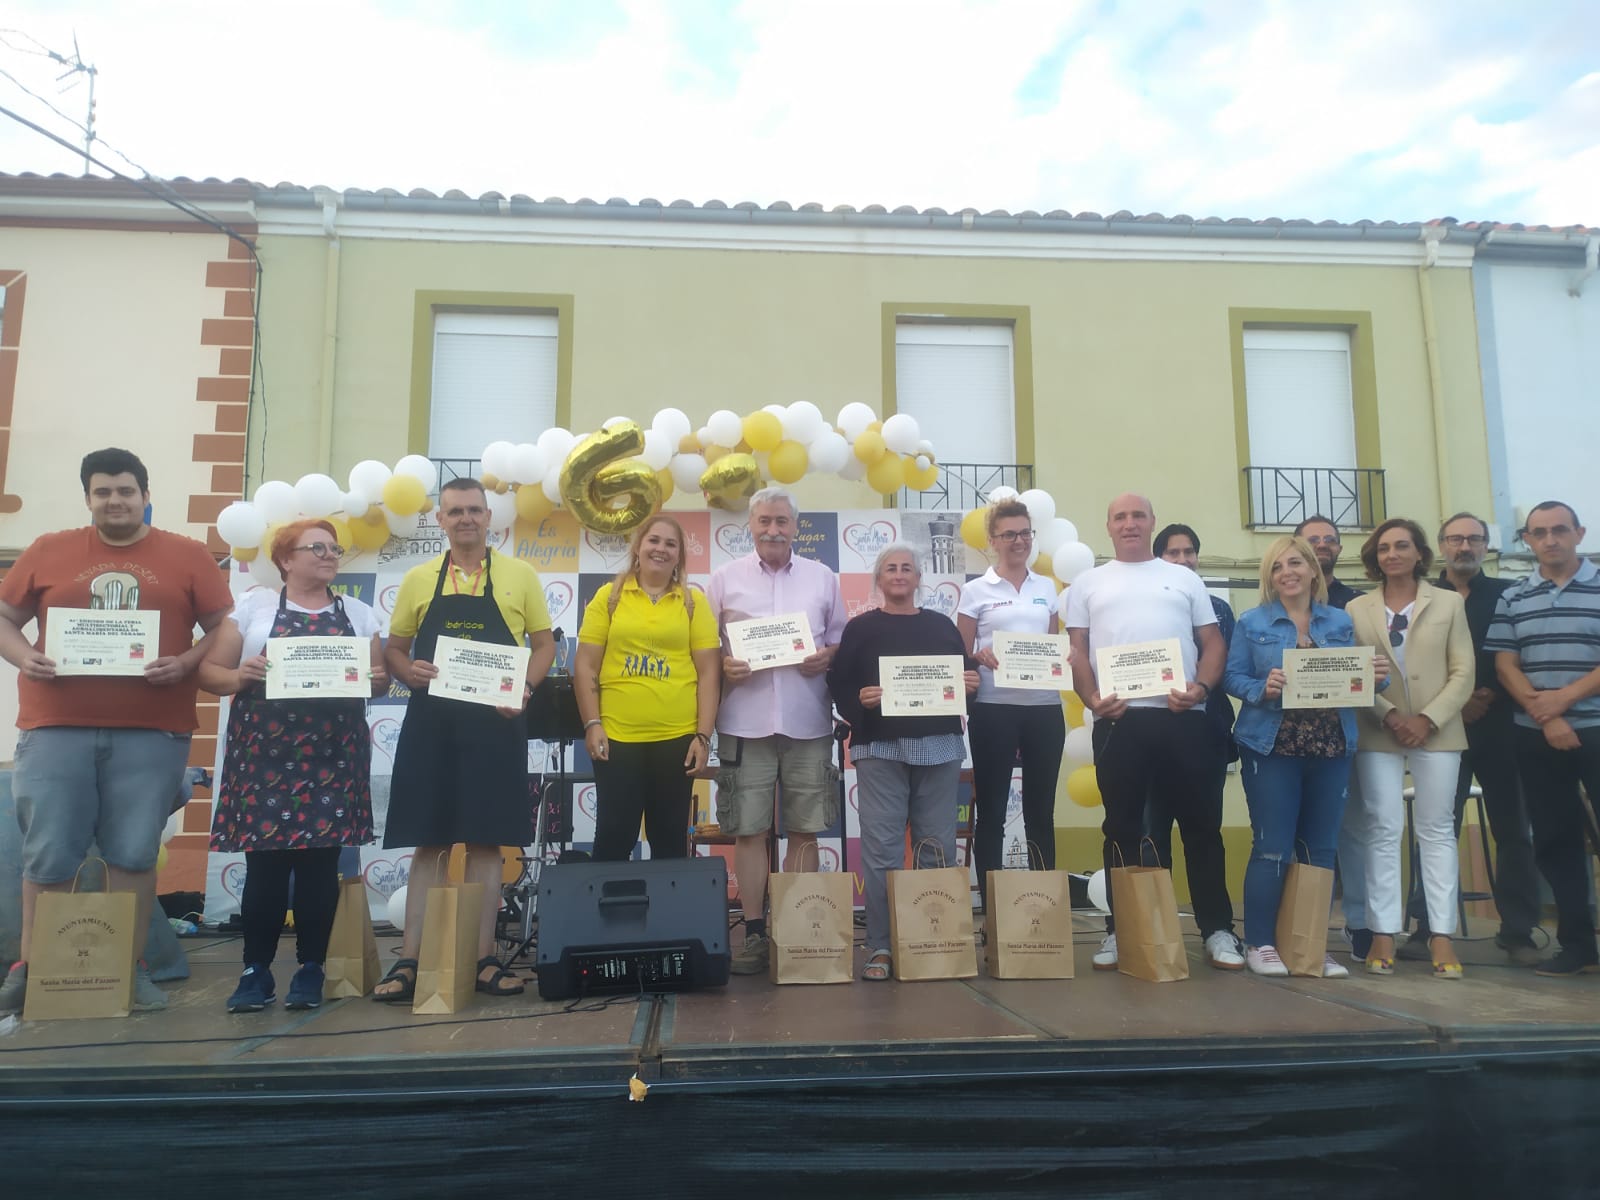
top-left (576, 515), bottom-right (722, 860)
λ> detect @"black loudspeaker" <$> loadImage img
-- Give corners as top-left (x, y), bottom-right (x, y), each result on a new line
top-left (535, 858), bottom-right (731, 1000)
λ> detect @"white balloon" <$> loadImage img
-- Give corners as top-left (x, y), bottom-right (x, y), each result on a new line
top-left (215, 501), bottom-right (266, 549)
top-left (384, 509), bottom-right (420, 538)
top-left (480, 440), bottom-right (516, 481)
top-left (670, 453), bottom-right (707, 493)
top-left (387, 885), bottom-right (409, 932)
top-left (1026, 544), bottom-right (1040, 570)
top-left (696, 426), bottom-right (713, 448)
top-left (706, 409), bottom-right (743, 447)
top-left (641, 429), bottom-right (673, 471)
top-left (602, 415), bottom-right (630, 429)
top-left (880, 413), bottom-right (921, 455)
top-left (393, 455), bottom-right (438, 493)
top-left (1053, 541), bottom-right (1096, 584)
top-left (808, 430), bottom-right (850, 473)
top-left (247, 552), bottom-right (282, 590)
top-left (837, 454), bottom-right (868, 482)
top-left (537, 427), bottom-right (576, 462)
top-left (762, 403), bottom-right (787, 418)
top-left (1064, 725), bottom-right (1094, 767)
top-left (1034, 517), bottom-right (1075, 556)
top-left (987, 485), bottom-right (1020, 504)
top-left (836, 402), bottom-right (877, 439)
top-left (341, 491), bottom-right (370, 520)
top-left (783, 401), bottom-right (826, 445)
top-left (1055, 586), bottom-right (1073, 619)
top-left (915, 439), bottom-right (936, 458)
top-left (348, 459), bottom-right (392, 504)
top-left (252, 479), bottom-right (297, 524)
top-left (914, 454), bottom-right (931, 471)
top-left (507, 443), bottom-right (546, 486)
top-left (542, 466), bottom-right (564, 506)
top-left (486, 488), bottom-right (517, 528)
top-left (1018, 488), bottom-right (1056, 527)
top-left (652, 407), bottom-right (692, 446)
top-left (1086, 870), bottom-right (1110, 915)
top-left (161, 810), bottom-right (182, 845)
top-left (293, 473), bottom-right (342, 518)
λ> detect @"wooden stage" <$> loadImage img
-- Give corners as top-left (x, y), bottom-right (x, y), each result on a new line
top-left (4, 913), bottom-right (1598, 1197)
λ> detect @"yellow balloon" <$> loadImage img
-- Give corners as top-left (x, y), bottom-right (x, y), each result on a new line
top-left (156, 844), bottom-right (169, 872)
top-left (677, 434), bottom-right (702, 454)
top-left (559, 422), bottom-right (664, 535)
top-left (905, 456), bottom-right (938, 492)
top-left (350, 510), bottom-right (391, 551)
top-left (655, 467), bottom-right (675, 505)
top-left (481, 472), bottom-right (501, 491)
top-left (866, 452), bottom-right (906, 495)
top-left (768, 440), bottom-right (809, 484)
top-left (232, 545), bottom-right (259, 562)
top-left (742, 411), bottom-right (783, 452)
top-left (853, 429), bottom-right (887, 464)
top-left (1032, 550), bottom-right (1053, 580)
top-left (961, 508), bottom-right (988, 551)
top-left (1064, 691), bottom-right (1086, 728)
top-left (382, 473), bottom-right (426, 516)
top-left (1066, 765), bottom-right (1102, 808)
top-left (704, 444), bottom-right (729, 465)
top-left (866, 420), bottom-right (882, 433)
top-left (514, 483), bottom-right (555, 523)
top-left (700, 453), bottom-right (763, 509)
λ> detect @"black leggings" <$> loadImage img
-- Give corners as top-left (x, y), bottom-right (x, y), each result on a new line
top-left (968, 702), bottom-right (1066, 900)
top-left (591, 736), bottom-right (694, 861)
top-left (240, 847), bottom-right (343, 966)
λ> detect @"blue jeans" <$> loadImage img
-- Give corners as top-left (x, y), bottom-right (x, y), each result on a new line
top-left (1239, 748), bottom-right (1351, 948)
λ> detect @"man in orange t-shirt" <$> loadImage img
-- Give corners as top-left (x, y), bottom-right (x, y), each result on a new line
top-left (0, 448), bottom-right (233, 1014)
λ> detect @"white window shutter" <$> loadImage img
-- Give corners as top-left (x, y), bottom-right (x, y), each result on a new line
top-left (894, 323), bottom-right (1015, 465)
top-left (429, 311), bottom-right (558, 459)
top-left (1243, 329), bottom-right (1355, 469)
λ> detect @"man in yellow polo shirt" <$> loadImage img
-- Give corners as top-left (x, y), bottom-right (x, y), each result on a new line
top-left (373, 477), bottom-right (556, 1002)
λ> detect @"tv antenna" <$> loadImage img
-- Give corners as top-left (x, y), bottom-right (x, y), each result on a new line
top-left (0, 29), bottom-right (98, 173)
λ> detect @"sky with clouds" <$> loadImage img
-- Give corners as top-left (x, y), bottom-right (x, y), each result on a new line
top-left (0, 0), bottom-right (1594, 225)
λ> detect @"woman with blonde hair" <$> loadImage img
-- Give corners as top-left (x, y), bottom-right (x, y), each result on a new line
top-left (576, 514), bottom-right (722, 861)
top-left (1225, 535), bottom-right (1388, 979)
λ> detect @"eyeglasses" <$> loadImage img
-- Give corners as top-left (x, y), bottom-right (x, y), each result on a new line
top-left (1388, 612), bottom-right (1408, 647)
top-left (994, 529), bottom-right (1034, 544)
top-left (294, 543), bottom-right (345, 559)
top-left (1302, 535), bottom-right (1340, 547)
top-left (1523, 525), bottom-right (1574, 542)
top-left (1439, 534), bottom-right (1488, 548)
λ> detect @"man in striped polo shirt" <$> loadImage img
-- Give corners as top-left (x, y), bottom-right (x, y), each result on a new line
top-left (1485, 500), bottom-right (1600, 977)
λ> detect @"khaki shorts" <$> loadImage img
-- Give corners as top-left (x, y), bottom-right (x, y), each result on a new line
top-left (715, 734), bottom-right (840, 836)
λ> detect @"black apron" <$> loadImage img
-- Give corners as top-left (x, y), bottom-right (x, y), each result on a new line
top-left (211, 589), bottom-right (374, 852)
top-left (383, 549), bottom-right (531, 848)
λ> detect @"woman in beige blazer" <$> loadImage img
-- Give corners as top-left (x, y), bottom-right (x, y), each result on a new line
top-left (1344, 518), bottom-right (1475, 978)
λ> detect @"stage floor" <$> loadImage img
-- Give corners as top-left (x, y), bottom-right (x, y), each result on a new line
top-left (4, 913), bottom-right (1596, 1102)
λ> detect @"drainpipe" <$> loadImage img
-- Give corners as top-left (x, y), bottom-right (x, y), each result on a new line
top-left (316, 190), bottom-right (341, 472)
top-left (1571, 233), bottom-right (1599, 298)
top-left (1416, 227), bottom-right (1452, 514)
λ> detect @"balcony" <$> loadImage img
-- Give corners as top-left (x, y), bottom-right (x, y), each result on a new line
top-left (1242, 466), bottom-right (1386, 531)
top-left (898, 462), bottom-right (1035, 511)
top-left (430, 458), bottom-right (482, 494)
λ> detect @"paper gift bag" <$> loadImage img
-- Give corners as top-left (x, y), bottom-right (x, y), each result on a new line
top-left (1109, 862), bottom-right (1189, 983)
top-left (325, 876), bottom-right (383, 999)
top-left (1274, 859), bottom-right (1335, 977)
top-left (768, 863), bottom-right (855, 985)
top-left (887, 864), bottom-right (977, 981)
top-left (983, 869), bottom-right (1075, 979)
top-left (23, 863), bottom-right (137, 1021)
top-left (413, 880), bottom-right (484, 1015)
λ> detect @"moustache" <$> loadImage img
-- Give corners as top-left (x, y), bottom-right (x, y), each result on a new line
top-left (757, 533), bottom-right (789, 543)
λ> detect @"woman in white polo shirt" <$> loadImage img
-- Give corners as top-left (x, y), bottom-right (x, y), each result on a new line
top-left (956, 498), bottom-right (1067, 907)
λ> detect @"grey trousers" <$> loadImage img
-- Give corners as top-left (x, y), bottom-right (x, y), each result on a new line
top-left (854, 756), bottom-right (961, 951)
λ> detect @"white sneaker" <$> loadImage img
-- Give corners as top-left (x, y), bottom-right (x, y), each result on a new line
top-left (1092, 932), bottom-right (1118, 970)
top-left (1246, 945), bottom-right (1288, 977)
top-left (1321, 954), bottom-right (1350, 979)
top-left (1205, 930), bottom-right (1245, 970)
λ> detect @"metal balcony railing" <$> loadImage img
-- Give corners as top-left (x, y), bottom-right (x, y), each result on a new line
top-left (430, 458), bottom-right (482, 495)
top-left (1242, 465), bottom-right (1386, 531)
top-left (898, 463), bottom-right (1035, 511)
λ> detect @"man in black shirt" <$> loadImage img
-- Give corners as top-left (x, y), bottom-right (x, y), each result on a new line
top-left (1294, 515), bottom-right (1363, 610)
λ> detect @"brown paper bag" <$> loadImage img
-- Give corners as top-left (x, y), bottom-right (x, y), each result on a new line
top-left (887, 862), bottom-right (977, 981)
top-left (23, 861), bottom-right (137, 1021)
top-left (983, 868), bottom-right (1075, 979)
top-left (768, 859), bottom-right (855, 985)
top-left (413, 880), bottom-right (484, 1014)
top-left (1109, 862), bottom-right (1189, 982)
top-left (1274, 859), bottom-right (1335, 977)
top-left (324, 877), bottom-right (383, 999)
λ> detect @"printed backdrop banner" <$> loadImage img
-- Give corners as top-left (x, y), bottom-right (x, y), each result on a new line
top-left (207, 508), bottom-right (1010, 921)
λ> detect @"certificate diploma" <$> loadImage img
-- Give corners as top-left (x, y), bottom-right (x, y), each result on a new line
top-left (726, 612), bottom-right (815, 670)
top-left (991, 631), bottom-right (1069, 690)
top-left (880, 655), bottom-right (967, 717)
top-left (1282, 647), bottom-right (1376, 710)
top-left (1095, 638), bottom-right (1186, 698)
top-left (44, 608), bottom-right (160, 677)
top-left (432, 635), bottom-right (532, 709)
top-left (265, 636), bottom-right (370, 700)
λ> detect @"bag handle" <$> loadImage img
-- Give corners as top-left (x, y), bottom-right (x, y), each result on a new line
top-left (1107, 839), bottom-right (1161, 870)
top-left (1294, 838), bottom-right (1312, 865)
top-left (792, 840), bottom-right (823, 872)
top-left (1025, 840), bottom-right (1049, 872)
top-left (69, 856), bottom-right (111, 894)
top-left (910, 836), bottom-right (950, 870)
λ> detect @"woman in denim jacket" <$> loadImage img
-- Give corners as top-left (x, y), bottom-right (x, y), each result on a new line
top-left (1226, 535), bottom-right (1389, 978)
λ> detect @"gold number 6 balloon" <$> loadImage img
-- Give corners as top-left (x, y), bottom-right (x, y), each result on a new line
top-left (558, 421), bottom-right (664, 535)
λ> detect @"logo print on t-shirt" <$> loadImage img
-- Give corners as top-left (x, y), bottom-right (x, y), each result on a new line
top-left (89, 570), bottom-right (141, 610)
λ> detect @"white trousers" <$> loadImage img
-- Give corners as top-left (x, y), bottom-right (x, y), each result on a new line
top-left (1349, 749), bottom-right (1462, 936)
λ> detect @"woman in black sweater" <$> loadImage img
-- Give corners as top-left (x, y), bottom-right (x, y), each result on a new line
top-left (828, 542), bottom-right (978, 980)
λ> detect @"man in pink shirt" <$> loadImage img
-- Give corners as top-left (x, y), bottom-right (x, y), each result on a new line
top-left (709, 487), bottom-right (847, 975)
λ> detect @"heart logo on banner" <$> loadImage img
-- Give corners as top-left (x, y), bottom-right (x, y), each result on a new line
top-left (917, 580), bottom-right (962, 617)
top-left (363, 854), bottom-right (410, 897)
top-left (584, 531), bottom-right (632, 570)
top-left (378, 584), bottom-right (399, 616)
top-left (369, 717), bottom-right (402, 769)
top-left (220, 859), bottom-right (248, 901)
top-left (715, 524), bottom-right (753, 558)
top-left (817, 844), bottom-right (841, 873)
top-left (544, 581), bottom-right (574, 626)
top-left (847, 782), bottom-right (859, 814)
top-left (842, 520), bottom-right (896, 567)
top-left (577, 785), bottom-right (597, 822)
